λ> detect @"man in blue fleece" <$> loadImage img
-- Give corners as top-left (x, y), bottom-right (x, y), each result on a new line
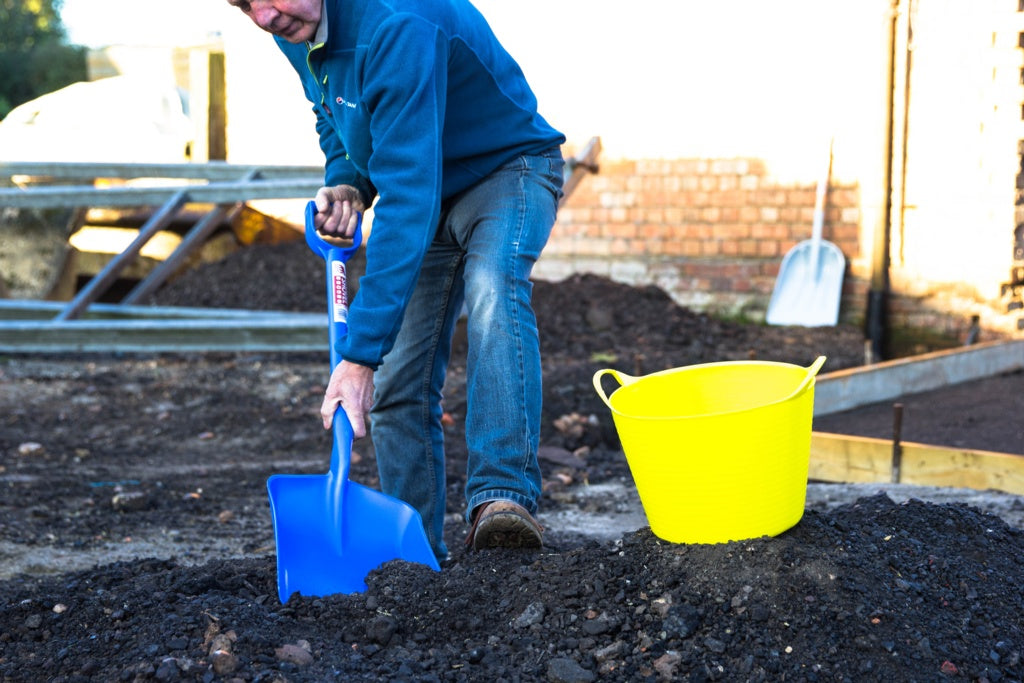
top-left (229, 0), bottom-right (565, 561)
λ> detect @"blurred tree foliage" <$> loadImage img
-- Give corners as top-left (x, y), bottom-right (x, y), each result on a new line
top-left (0, 0), bottom-right (87, 119)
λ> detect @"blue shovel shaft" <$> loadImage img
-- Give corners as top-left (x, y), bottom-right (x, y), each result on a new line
top-left (303, 200), bottom-right (362, 372)
top-left (303, 200), bottom-right (363, 483)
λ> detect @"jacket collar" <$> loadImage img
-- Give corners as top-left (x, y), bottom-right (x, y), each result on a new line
top-left (308, 0), bottom-right (329, 47)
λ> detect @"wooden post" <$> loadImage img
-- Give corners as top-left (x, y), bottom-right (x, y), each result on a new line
top-left (208, 51), bottom-right (228, 161)
top-left (891, 403), bottom-right (903, 483)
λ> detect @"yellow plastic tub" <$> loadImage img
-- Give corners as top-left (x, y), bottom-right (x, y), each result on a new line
top-left (593, 356), bottom-right (826, 544)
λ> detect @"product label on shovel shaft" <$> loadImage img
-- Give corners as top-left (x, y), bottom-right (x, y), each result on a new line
top-left (331, 260), bottom-right (349, 324)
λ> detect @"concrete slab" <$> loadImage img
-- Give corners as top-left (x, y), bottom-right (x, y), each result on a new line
top-left (533, 480), bottom-right (1024, 549)
top-left (814, 339), bottom-right (1024, 416)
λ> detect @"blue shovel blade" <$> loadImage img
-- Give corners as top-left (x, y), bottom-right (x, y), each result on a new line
top-left (267, 472), bottom-right (440, 601)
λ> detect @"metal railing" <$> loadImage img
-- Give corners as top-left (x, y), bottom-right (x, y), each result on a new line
top-left (0, 142), bottom-right (600, 353)
top-left (1, 161), bottom-right (325, 351)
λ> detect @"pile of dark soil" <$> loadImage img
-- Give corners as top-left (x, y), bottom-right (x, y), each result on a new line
top-left (4, 495), bottom-right (1022, 682)
top-left (2, 237), bottom-right (1021, 683)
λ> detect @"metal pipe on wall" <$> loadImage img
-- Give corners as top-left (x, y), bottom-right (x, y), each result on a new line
top-left (866, 0), bottom-right (900, 362)
top-left (897, 0), bottom-right (915, 267)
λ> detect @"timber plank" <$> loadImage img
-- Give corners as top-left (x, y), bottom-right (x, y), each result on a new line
top-left (810, 431), bottom-right (1024, 496)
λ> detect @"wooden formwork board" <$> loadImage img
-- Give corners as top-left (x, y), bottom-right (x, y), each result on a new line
top-left (810, 431), bottom-right (1024, 496)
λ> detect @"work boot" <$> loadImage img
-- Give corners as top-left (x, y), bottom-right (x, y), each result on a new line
top-left (467, 500), bottom-right (543, 550)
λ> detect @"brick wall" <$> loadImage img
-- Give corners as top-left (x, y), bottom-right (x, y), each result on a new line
top-left (539, 156), bottom-right (1022, 342)
top-left (537, 157), bottom-right (862, 321)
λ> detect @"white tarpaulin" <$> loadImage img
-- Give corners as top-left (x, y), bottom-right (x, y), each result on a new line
top-left (0, 75), bottom-right (192, 163)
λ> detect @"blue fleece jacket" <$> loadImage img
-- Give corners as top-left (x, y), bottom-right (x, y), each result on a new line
top-left (275, 0), bottom-right (565, 369)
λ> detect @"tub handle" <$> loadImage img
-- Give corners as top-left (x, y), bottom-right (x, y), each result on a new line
top-left (592, 369), bottom-right (639, 409)
top-left (789, 356), bottom-right (827, 399)
top-left (595, 356), bottom-right (826, 410)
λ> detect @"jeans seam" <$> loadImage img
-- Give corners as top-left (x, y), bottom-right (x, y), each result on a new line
top-left (509, 157), bottom-right (534, 481)
top-left (420, 253), bottom-right (463, 552)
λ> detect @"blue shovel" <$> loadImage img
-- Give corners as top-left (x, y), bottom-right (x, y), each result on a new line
top-left (267, 201), bottom-right (440, 602)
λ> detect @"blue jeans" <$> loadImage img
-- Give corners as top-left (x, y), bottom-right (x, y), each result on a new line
top-left (371, 148), bottom-right (564, 561)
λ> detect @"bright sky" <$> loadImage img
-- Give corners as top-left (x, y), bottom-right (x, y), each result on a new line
top-left (57, 0), bottom-right (860, 173)
top-left (59, 0), bottom-right (626, 49)
top-left (61, 0), bottom-right (237, 47)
